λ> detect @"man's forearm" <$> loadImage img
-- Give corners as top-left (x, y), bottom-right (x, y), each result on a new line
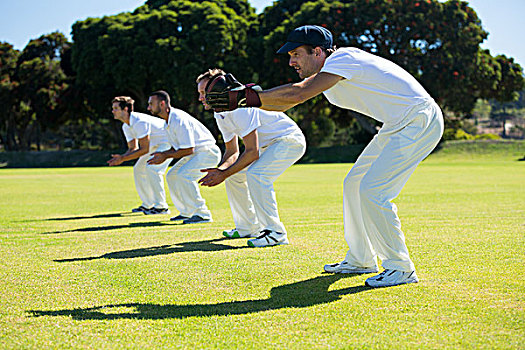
top-left (259, 73), bottom-right (341, 111)
top-left (259, 84), bottom-right (303, 111)
top-left (218, 151), bottom-right (239, 170)
top-left (221, 149), bottom-right (258, 178)
top-left (162, 147), bottom-right (194, 159)
top-left (120, 148), bottom-right (148, 162)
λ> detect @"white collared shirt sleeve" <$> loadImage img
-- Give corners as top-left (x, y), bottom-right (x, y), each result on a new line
top-left (122, 124), bottom-right (134, 142)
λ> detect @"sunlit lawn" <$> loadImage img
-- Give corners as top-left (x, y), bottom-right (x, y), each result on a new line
top-left (0, 144), bottom-right (523, 349)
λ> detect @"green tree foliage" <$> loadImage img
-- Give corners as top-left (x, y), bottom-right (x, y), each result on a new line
top-left (0, 33), bottom-right (70, 151)
top-left (1, 0), bottom-right (523, 150)
top-left (0, 42), bottom-right (20, 150)
top-left (256, 0), bottom-right (523, 145)
top-left (71, 0), bottom-right (258, 143)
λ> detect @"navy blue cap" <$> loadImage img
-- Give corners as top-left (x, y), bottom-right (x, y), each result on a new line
top-left (276, 25), bottom-right (333, 54)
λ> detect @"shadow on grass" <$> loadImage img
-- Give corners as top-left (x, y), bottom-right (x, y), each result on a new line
top-left (43, 220), bottom-right (181, 234)
top-left (44, 212), bottom-right (139, 221)
top-left (28, 274), bottom-right (370, 320)
top-left (54, 238), bottom-right (247, 262)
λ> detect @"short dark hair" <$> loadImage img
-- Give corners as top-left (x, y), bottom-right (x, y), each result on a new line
top-left (304, 45), bottom-right (337, 57)
top-left (196, 68), bottom-right (226, 84)
top-left (112, 96), bottom-right (134, 112)
top-left (149, 90), bottom-right (171, 105)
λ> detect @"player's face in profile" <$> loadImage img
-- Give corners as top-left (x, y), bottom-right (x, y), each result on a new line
top-left (147, 96), bottom-right (162, 115)
top-left (288, 46), bottom-right (319, 79)
top-left (197, 79), bottom-right (212, 110)
top-left (111, 102), bottom-right (126, 122)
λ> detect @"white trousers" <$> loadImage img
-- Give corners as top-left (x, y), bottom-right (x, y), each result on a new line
top-left (166, 145), bottom-right (221, 219)
top-left (225, 132), bottom-right (306, 235)
top-left (133, 143), bottom-right (172, 209)
top-left (342, 100), bottom-right (444, 272)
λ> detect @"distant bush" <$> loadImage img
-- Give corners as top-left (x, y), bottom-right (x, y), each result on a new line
top-left (443, 128), bottom-right (501, 141)
top-left (442, 128), bottom-right (456, 140)
top-left (473, 133), bottom-right (501, 140)
top-left (455, 129), bottom-right (474, 140)
top-left (443, 128), bottom-right (474, 140)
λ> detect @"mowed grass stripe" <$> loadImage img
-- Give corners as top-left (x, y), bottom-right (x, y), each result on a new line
top-left (0, 147), bottom-right (523, 349)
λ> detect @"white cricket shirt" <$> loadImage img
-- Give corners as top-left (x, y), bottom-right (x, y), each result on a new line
top-left (214, 108), bottom-right (301, 148)
top-left (166, 107), bottom-right (216, 149)
top-left (320, 47), bottom-right (432, 125)
top-left (122, 112), bottom-right (169, 148)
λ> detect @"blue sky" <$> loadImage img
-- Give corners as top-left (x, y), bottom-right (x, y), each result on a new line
top-left (0, 0), bottom-right (523, 67)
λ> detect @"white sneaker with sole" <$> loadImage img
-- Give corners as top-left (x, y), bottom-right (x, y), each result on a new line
top-left (222, 228), bottom-right (257, 239)
top-left (324, 261), bottom-right (379, 274)
top-left (365, 269), bottom-right (419, 288)
top-left (247, 230), bottom-right (288, 247)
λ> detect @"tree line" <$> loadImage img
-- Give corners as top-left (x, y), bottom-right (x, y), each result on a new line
top-left (1, 0), bottom-right (523, 151)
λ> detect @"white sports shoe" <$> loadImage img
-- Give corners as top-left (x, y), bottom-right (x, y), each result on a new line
top-left (247, 230), bottom-right (289, 247)
top-left (222, 228), bottom-right (257, 239)
top-left (323, 261), bottom-right (379, 274)
top-left (365, 269), bottom-right (419, 288)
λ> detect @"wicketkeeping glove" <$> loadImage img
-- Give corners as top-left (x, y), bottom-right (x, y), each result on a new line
top-left (205, 73), bottom-right (262, 112)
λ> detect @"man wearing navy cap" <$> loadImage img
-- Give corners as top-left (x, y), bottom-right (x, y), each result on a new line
top-left (205, 25), bottom-right (444, 288)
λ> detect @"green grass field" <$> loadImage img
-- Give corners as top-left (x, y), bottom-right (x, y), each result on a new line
top-left (0, 143), bottom-right (523, 349)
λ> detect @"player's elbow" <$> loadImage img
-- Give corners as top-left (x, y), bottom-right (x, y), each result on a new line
top-left (181, 147), bottom-right (194, 157)
top-left (245, 148), bottom-right (259, 162)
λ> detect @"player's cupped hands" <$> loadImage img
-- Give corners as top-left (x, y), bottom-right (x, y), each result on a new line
top-left (199, 168), bottom-right (226, 187)
top-left (147, 152), bottom-right (166, 165)
top-left (204, 73), bottom-right (262, 112)
top-left (107, 154), bottom-right (123, 166)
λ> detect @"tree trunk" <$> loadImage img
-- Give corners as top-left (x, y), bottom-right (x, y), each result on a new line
top-left (6, 117), bottom-right (18, 151)
top-left (128, 87), bottom-right (146, 113)
top-left (35, 121), bottom-right (41, 151)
